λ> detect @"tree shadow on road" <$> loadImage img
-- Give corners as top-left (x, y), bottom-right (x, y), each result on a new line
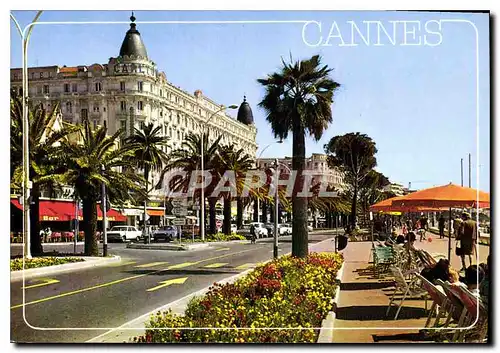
top-left (122, 268), bottom-right (240, 276)
top-left (341, 282), bottom-right (394, 291)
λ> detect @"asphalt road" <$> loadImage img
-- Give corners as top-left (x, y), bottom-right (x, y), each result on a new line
top-left (11, 231), bottom-right (339, 343)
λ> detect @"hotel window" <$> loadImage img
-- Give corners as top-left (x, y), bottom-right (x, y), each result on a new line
top-left (120, 81), bottom-right (126, 91)
top-left (177, 115), bottom-right (180, 125)
top-left (66, 102), bottom-right (72, 113)
top-left (120, 120), bottom-right (126, 130)
top-left (137, 101), bottom-right (143, 111)
top-left (31, 72), bottom-right (35, 80)
top-left (72, 83), bottom-right (77, 92)
top-left (64, 83), bottom-right (70, 93)
top-left (40, 72), bottom-right (44, 79)
top-left (81, 109), bottom-right (88, 119)
top-left (13, 74), bottom-right (18, 80)
top-left (93, 106), bottom-right (99, 112)
top-left (120, 101), bottom-right (126, 111)
top-left (169, 127), bottom-right (172, 136)
top-left (177, 131), bottom-right (180, 140)
top-left (95, 82), bottom-right (102, 92)
top-left (43, 85), bottom-right (49, 94)
top-left (159, 89), bottom-right (163, 97)
top-left (137, 81), bottom-right (143, 92)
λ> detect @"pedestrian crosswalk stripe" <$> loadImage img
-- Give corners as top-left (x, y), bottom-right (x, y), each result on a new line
top-left (107, 261), bottom-right (137, 267)
top-left (215, 247), bottom-right (231, 251)
top-left (135, 262), bottom-right (168, 268)
top-left (168, 262), bottom-right (196, 270)
top-left (235, 263), bottom-right (255, 270)
top-left (203, 263), bottom-right (228, 268)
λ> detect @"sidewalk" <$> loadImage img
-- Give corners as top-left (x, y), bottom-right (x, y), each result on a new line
top-left (331, 242), bottom-right (430, 343)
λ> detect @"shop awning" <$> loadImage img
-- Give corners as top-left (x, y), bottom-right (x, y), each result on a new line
top-left (147, 209), bottom-right (165, 216)
top-left (11, 199), bottom-right (126, 222)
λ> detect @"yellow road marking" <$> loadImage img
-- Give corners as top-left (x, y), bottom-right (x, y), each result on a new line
top-left (167, 262), bottom-right (196, 270)
top-left (146, 277), bottom-right (188, 292)
top-left (215, 247), bottom-right (231, 252)
top-left (23, 278), bottom-right (60, 290)
top-left (11, 246), bottom-right (265, 310)
top-left (203, 263), bottom-right (228, 268)
top-left (11, 274), bottom-right (145, 310)
top-left (235, 263), bottom-right (255, 270)
top-left (106, 261), bottom-right (137, 267)
top-left (134, 262), bottom-right (168, 268)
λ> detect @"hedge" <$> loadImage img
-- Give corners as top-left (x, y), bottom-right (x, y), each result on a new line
top-left (10, 257), bottom-right (85, 271)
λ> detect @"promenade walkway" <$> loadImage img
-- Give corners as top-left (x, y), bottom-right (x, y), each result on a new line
top-left (329, 235), bottom-right (489, 343)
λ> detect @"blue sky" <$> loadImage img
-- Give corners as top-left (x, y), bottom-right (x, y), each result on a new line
top-left (10, 10), bottom-right (490, 192)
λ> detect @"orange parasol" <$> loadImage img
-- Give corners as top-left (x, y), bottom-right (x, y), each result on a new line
top-left (392, 183), bottom-right (489, 208)
top-left (392, 183), bottom-right (490, 260)
top-left (370, 195), bottom-right (447, 213)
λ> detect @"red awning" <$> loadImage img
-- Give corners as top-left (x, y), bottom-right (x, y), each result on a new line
top-left (11, 199), bottom-right (126, 222)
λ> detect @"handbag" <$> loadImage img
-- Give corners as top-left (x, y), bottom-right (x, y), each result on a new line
top-left (455, 241), bottom-right (463, 256)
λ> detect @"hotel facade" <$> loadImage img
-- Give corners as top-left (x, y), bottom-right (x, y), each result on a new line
top-left (10, 14), bottom-right (258, 226)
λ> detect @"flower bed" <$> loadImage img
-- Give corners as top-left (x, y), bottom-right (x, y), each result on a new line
top-left (134, 252), bottom-right (343, 343)
top-left (177, 233), bottom-right (247, 243)
top-left (10, 257), bottom-right (85, 271)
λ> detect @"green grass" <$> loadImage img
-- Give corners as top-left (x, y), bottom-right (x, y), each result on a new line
top-left (10, 257), bottom-right (85, 271)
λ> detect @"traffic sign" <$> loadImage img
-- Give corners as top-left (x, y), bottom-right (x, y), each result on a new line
top-left (171, 199), bottom-right (187, 207)
top-left (172, 208), bottom-right (188, 216)
top-left (172, 218), bottom-right (186, 226)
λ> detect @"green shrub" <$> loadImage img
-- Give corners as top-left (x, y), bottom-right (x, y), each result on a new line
top-left (133, 252), bottom-right (343, 343)
top-left (10, 257), bottom-right (84, 271)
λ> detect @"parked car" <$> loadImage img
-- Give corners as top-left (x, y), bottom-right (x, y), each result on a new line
top-left (236, 223), bottom-right (267, 239)
top-left (278, 223), bottom-right (292, 236)
top-left (264, 223), bottom-right (275, 237)
top-left (152, 225), bottom-right (177, 242)
top-left (231, 224), bottom-right (238, 234)
top-left (107, 226), bottom-right (142, 242)
top-left (308, 225), bottom-right (313, 232)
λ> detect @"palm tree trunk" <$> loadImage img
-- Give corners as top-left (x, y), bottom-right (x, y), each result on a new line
top-left (208, 197), bottom-right (217, 235)
top-left (292, 124), bottom-right (308, 258)
top-left (223, 196), bottom-right (231, 235)
top-left (29, 185), bottom-right (43, 256)
top-left (277, 204), bottom-right (282, 224)
top-left (269, 203), bottom-right (275, 223)
top-left (82, 197), bottom-right (98, 256)
top-left (236, 197), bottom-right (243, 229)
top-left (253, 198), bottom-right (258, 222)
top-left (262, 201), bottom-right (268, 223)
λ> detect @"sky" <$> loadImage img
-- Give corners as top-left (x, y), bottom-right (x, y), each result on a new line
top-left (10, 10), bottom-right (490, 192)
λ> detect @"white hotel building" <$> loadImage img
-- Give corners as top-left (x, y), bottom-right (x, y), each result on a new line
top-left (10, 14), bottom-right (258, 225)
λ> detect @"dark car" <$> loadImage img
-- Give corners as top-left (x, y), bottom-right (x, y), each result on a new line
top-left (264, 223), bottom-right (275, 237)
top-left (152, 226), bottom-right (177, 242)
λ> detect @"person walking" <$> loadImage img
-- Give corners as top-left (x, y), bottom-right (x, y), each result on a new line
top-left (459, 212), bottom-right (477, 271)
top-left (438, 215), bottom-right (445, 239)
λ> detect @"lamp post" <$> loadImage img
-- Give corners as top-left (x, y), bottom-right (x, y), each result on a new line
top-left (101, 165), bottom-right (108, 257)
top-left (11, 11), bottom-right (43, 259)
top-left (271, 160), bottom-right (291, 259)
top-left (200, 105), bottom-right (238, 241)
top-left (255, 140), bottom-right (283, 223)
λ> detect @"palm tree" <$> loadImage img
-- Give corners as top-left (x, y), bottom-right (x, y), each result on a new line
top-left (125, 123), bottom-right (169, 237)
top-left (10, 91), bottom-right (78, 256)
top-left (215, 145), bottom-right (255, 234)
top-left (324, 132), bottom-right (378, 229)
top-left (161, 132), bottom-right (222, 236)
top-left (257, 54), bottom-right (340, 258)
top-left (59, 119), bottom-right (143, 256)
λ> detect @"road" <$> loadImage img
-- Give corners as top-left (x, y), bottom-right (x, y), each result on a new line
top-left (11, 231), bottom-right (339, 343)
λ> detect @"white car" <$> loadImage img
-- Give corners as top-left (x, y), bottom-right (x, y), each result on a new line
top-left (308, 225), bottom-right (313, 232)
top-left (278, 223), bottom-right (292, 236)
top-left (107, 225), bottom-right (142, 242)
top-left (236, 223), bottom-right (267, 239)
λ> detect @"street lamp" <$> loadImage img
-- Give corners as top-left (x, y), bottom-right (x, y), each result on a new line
top-left (11, 11), bottom-right (43, 259)
top-left (200, 104), bottom-right (238, 241)
top-left (255, 140), bottom-right (283, 223)
top-left (101, 164), bottom-right (108, 257)
top-left (270, 160), bottom-right (291, 259)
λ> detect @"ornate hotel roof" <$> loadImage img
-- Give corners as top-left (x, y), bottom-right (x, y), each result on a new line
top-left (119, 13), bottom-right (148, 59)
top-left (237, 96), bottom-right (254, 125)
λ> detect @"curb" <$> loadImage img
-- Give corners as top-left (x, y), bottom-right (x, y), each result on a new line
top-left (86, 266), bottom-right (257, 343)
top-left (10, 255), bottom-right (121, 282)
top-left (317, 261), bottom-right (344, 343)
top-left (126, 243), bottom-right (210, 251)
